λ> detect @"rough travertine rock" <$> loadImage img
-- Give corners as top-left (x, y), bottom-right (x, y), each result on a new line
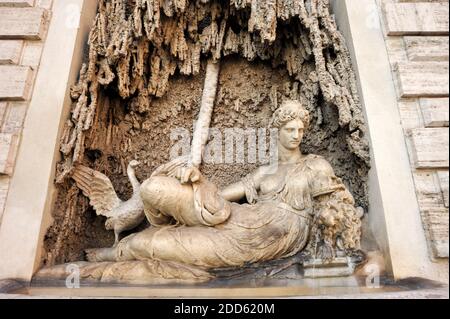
top-left (57, 0), bottom-right (369, 183)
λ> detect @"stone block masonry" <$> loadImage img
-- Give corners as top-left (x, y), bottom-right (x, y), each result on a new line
top-left (380, 0), bottom-right (449, 260)
top-left (0, 7), bottom-right (47, 40)
top-left (0, 0), bottom-right (52, 224)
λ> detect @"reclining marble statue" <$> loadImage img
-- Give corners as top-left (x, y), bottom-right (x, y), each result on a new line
top-left (36, 99), bottom-right (364, 284)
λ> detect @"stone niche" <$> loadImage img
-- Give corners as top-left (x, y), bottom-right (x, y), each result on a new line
top-left (41, 0), bottom-right (371, 271)
top-left (0, 0), bottom-right (446, 296)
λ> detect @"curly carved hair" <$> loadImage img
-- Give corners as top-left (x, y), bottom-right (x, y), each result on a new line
top-left (306, 189), bottom-right (363, 262)
top-left (270, 100), bottom-right (311, 130)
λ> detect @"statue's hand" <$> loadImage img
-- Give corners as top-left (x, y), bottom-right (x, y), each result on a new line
top-left (175, 166), bottom-right (203, 184)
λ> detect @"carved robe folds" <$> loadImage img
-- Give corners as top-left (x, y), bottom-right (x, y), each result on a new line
top-left (114, 155), bottom-right (353, 270)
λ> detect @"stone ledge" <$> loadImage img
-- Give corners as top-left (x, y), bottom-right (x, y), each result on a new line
top-left (0, 279), bottom-right (25, 294)
top-left (0, 7), bottom-right (47, 40)
top-left (0, 133), bottom-right (19, 175)
top-left (437, 171), bottom-right (449, 208)
top-left (0, 65), bottom-right (33, 100)
top-left (395, 62), bottom-right (449, 98)
top-left (0, 280), bottom-right (447, 299)
top-left (420, 98), bottom-right (449, 128)
top-left (0, 102), bottom-right (7, 126)
top-left (0, 175), bottom-right (9, 222)
top-left (404, 37), bottom-right (449, 62)
top-left (409, 128), bottom-right (449, 169)
top-left (0, 40), bottom-right (23, 65)
top-left (1, 101), bottom-right (28, 134)
top-left (421, 208), bottom-right (449, 259)
top-left (413, 171), bottom-right (446, 210)
top-left (384, 2), bottom-right (449, 36)
top-left (0, 0), bottom-right (35, 7)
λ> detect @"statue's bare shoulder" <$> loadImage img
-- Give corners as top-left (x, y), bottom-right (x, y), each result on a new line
top-left (303, 154), bottom-right (336, 175)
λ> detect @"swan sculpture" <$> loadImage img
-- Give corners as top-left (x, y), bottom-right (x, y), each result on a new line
top-left (72, 160), bottom-right (145, 247)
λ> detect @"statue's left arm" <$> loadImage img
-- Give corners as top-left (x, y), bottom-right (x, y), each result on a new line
top-left (219, 166), bottom-right (268, 203)
top-left (219, 182), bottom-right (246, 202)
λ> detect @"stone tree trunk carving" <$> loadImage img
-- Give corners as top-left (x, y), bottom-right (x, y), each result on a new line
top-left (191, 60), bottom-right (221, 167)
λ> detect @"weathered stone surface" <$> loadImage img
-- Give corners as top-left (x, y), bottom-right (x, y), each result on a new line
top-left (0, 0), bottom-right (34, 7)
top-left (0, 175), bottom-right (9, 220)
top-left (1, 101), bottom-right (28, 134)
top-left (37, 0), bottom-right (52, 10)
top-left (384, 2), bottom-right (449, 36)
top-left (398, 0), bottom-right (450, 2)
top-left (420, 98), bottom-right (449, 128)
top-left (404, 37), bottom-right (449, 62)
top-left (438, 171), bottom-right (449, 208)
top-left (0, 133), bottom-right (19, 175)
top-left (398, 99), bottom-right (422, 131)
top-left (410, 128), bottom-right (449, 168)
top-left (395, 62), bottom-right (449, 98)
top-left (0, 65), bottom-right (33, 100)
top-left (413, 171), bottom-right (446, 209)
top-left (0, 102), bottom-right (7, 127)
top-left (303, 258), bottom-right (356, 278)
top-left (0, 7), bottom-right (46, 40)
top-left (20, 41), bottom-right (43, 67)
top-left (385, 37), bottom-right (408, 66)
top-left (0, 40), bottom-right (23, 65)
top-left (421, 208), bottom-right (449, 259)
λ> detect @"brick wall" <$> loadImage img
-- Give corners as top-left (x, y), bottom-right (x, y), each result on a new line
top-left (379, 0), bottom-right (449, 259)
top-left (0, 0), bottom-right (52, 223)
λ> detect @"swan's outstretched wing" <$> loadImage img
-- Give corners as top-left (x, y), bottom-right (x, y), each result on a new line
top-left (72, 165), bottom-right (122, 217)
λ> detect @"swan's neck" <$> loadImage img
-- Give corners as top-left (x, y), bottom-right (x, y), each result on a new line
top-left (127, 166), bottom-right (140, 194)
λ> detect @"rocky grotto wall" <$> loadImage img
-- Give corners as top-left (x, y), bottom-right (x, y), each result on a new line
top-left (42, 0), bottom-right (371, 266)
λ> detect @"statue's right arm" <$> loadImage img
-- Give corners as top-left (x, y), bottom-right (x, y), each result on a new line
top-left (219, 166), bottom-right (265, 202)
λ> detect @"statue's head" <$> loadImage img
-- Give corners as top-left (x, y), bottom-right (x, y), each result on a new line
top-left (270, 100), bottom-right (310, 150)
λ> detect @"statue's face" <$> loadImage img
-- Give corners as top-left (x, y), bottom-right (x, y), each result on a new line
top-left (279, 119), bottom-right (304, 150)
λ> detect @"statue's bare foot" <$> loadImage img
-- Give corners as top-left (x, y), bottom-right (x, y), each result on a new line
top-left (85, 248), bottom-right (116, 262)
